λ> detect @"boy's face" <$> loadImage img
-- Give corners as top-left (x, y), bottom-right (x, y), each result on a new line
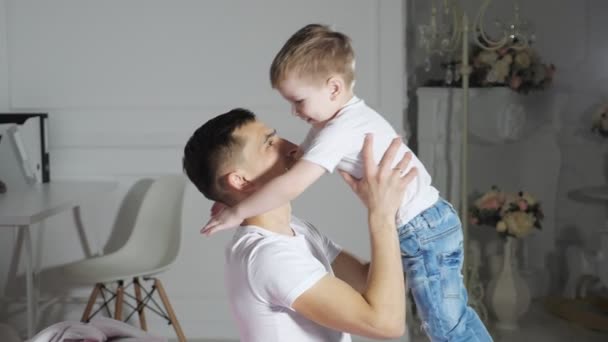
top-left (276, 75), bottom-right (341, 127)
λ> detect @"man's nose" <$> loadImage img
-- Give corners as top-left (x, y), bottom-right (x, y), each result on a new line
top-left (289, 147), bottom-right (302, 160)
top-left (284, 141), bottom-right (302, 160)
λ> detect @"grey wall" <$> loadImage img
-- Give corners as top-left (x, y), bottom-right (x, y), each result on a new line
top-left (0, 1), bottom-right (406, 340)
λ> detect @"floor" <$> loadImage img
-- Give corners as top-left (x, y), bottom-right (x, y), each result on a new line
top-left (410, 301), bottom-right (607, 342)
top-left (174, 301), bottom-right (608, 342)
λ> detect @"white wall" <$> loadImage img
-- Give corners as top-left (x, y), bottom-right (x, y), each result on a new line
top-left (408, 0), bottom-right (608, 295)
top-left (549, 0), bottom-right (608, 290)
top-left (0, 0), bottom-right (406, 340)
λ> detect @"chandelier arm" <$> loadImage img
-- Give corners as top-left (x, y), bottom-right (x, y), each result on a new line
top-left (509, 40), bottom-right (529, 51)
top-left (473, 0), bottom-right (509, 50)
top-left (448, 4), bottom-right (463, 52)
top-left (506, 0), bottom-right (529, 50)
top-left (430, 2), bottom-right (463, 55)
top-left (430, 0), bottom-right (438, 36)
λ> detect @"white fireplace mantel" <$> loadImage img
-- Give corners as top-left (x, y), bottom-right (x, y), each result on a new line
top-left (416, 86), bottom-right (562, 298)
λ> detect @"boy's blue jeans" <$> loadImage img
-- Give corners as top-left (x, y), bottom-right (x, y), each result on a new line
top-left (398, 198), bottom-right (493, 342)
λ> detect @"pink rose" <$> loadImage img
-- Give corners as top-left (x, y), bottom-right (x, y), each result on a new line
top-left (510, 76), bottom-right (522, 90)
top-left (473, 57), bottom-right (483, 68)
top-left (518, 200), bottom-right (528, 211)
top-left (480, 198), bottom-right (502, 210)
top-left (546, 64), bottom-right (556, 79)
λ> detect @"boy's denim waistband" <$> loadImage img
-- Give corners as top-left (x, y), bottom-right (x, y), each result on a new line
top-left (399, 198), bottom-right (457, 233)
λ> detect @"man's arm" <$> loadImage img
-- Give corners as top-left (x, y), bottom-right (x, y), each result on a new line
top-left (331, 251), bottom-right (369, 294)
top-left (292, 136), bottom-right (416, 339)
top-left (293, 214), bottom-right (404, 338)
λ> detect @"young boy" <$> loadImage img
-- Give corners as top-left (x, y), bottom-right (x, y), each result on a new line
top-left (204, 24), bottom-right (492, 341)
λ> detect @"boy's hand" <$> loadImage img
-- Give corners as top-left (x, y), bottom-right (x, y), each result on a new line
top-left (210, 201), bottom-right (226, 216)
top-left (201, 206), bottom-right (244, 235)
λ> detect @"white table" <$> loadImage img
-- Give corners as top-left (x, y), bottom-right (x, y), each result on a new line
top-left (569, 185), bottom-right (608, 202)
top-left (566, 185), bottom-right (608, 294)
top-left (0, 181), bottom-right (115, 337)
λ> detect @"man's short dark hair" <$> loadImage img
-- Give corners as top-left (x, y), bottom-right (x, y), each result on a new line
top-left (183, 108), bottom-right (256, 203)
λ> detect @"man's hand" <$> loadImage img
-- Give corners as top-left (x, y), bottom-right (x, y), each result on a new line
top-left (201, 206), bottom-right (244, 235)
top-left (340, 134), bottom-right (417, 217)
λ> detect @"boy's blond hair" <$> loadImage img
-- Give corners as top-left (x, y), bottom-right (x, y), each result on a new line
top-left (270, 24), bottom-right (355, 88)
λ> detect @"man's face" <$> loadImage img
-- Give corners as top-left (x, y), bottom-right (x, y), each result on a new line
top-left (232, 120), bottom-right (300, 191)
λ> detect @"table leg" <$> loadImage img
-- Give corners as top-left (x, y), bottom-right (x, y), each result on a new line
top-left (597, 222), bottom-right (608, 287)
top-left (4, 229), bottom-right (24, 299)
top-left (21, 225), bottom-right (37, 338)
top-left (73, 206), bottom-right (99, 257)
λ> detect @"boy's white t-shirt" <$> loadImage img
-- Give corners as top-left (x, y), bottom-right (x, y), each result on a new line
top-left (224, 216), bottom-right (351, 342)
top-left (301, 96), bottom-right (439, 226)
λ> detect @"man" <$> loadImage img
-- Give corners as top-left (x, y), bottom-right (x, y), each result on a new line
top-left (183, 108), bottom-right (416, 341)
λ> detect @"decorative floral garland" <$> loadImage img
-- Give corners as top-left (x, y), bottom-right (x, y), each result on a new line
top-left (425, 39), bottom-right (555, 94)
top-left (469, 186), bottom-right (544, 238)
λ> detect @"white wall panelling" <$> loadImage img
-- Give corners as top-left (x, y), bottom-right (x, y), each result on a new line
top-left (0, 1), bottom-right (406, 340)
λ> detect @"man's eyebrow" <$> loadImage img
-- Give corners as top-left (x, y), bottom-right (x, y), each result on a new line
top-left (263, 129), bottom-right (277, 144)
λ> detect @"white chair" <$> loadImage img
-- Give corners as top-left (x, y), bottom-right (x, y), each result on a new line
top-left (57, 175), bottom-right (187, 341)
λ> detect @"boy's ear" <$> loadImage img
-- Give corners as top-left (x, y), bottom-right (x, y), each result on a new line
top-left (327, 76), bottom-right (344, 100)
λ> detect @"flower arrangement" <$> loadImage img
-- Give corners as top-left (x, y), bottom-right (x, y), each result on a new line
top-left (469, 186), bottom-right (543, 238)
top-left (468, 42), bottom-right (555, 94)
top-left (424, 39), bottom-right (555, 94)
top-left (591, 103), bottom-right (608, 137)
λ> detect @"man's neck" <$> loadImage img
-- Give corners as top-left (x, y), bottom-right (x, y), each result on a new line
top-left (242, 204), bottom-right (294, 236)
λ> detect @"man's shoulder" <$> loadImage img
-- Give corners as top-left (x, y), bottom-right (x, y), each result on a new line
top-left (291, 216), bottom-right (323, 237)
top-left (225, 218), bottom-right (324, 258)
top-left (227, 227), bottom-right (287, 258)
top-left (226, 224), bottom-right (307, 265)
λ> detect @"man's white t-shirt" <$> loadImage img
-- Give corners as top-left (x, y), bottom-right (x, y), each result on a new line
top-left (300, 96), bottom-right (439, 226)
top-left (225, 216), bottom-right (352, 342)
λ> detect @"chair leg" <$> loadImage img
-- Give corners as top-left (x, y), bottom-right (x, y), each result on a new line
top-left (133, 277), bottom-right (147, 330)
top-left (81, 284), bottom-right (101, 322)
top-left (114, 281), bottom-right (124, 321)
top-left (154, 278), bottom-right (186, 342)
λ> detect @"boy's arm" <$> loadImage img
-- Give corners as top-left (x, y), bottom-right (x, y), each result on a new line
top-left (201, 159), bottom-right (325, 235)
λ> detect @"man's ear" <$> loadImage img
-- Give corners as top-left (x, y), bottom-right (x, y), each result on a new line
top-left (224, 171), bottom-right (250, 192)
top-left (327, 76), bottom-right (344, 101)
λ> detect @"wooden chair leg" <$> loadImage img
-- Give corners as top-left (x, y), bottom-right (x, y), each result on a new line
top-left (114, 281), bottom-right (124, 321)
top-left (133, 277), bottom-right (147, 330)
top-left (154, 278), bottom-right (186, 342)
top-left (81, 283), bottom-right (101, 322)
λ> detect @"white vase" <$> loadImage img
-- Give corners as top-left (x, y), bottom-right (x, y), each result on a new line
top-left (486, 236), bottom-right (531, 330)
